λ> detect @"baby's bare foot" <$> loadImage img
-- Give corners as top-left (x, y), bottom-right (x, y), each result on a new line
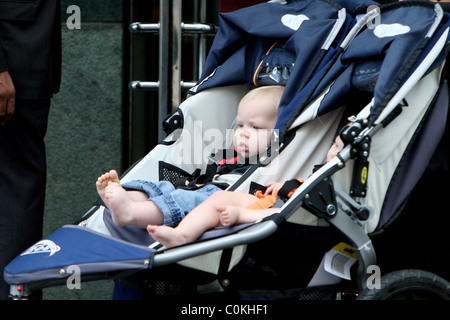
top-left (96, 169), bottom-right (120, 200)
top-left (219, 206), bottom-right (242, 227)
top-left (147, 225), bottom-right (189, 248)
top-left (104, 182), bottom-right (134, 227)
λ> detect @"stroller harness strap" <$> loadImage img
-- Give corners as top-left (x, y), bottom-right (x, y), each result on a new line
top-left (181, 149), bottom-right (253, 190)
top-left (248, 178), bottom-right (304, 210)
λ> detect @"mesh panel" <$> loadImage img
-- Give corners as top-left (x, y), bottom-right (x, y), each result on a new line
top-left (239, 285), bottom-right (339, 300)
top-left (155, 282), bottom-right (183, 296)
top-left (143, 280), bottom-right (193, 297)
top-left (159, 161), bottom-right (191, 185)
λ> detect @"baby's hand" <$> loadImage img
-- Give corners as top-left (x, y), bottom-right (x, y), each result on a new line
top-left (184, 179), bottom-right (203, 187)
top-left (265, 182), bottom-right (284, 195)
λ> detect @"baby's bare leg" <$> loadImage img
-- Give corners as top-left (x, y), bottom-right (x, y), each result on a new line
top-left (104, 182), bottom-right (164, 228)
top-left (147, 225), bottom-right (190, 248)
top-left (220, 206), bottom-right (279, 227)
top-left (148, 191), bottom-right (259, 248)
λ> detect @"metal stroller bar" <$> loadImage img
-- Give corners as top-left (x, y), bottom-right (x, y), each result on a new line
top-left (152, 220), bottom-right (279, 268)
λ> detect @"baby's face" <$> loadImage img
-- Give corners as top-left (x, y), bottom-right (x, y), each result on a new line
top-left (326, 136), bottom-right (345, 162)
top-left (233, 95), bottom-right (277, 158)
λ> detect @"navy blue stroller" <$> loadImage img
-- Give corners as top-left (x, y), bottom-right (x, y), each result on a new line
top-left (4, 0), bottom-right (450, 300)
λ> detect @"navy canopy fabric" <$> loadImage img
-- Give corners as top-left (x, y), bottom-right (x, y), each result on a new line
top-left (191, 0), bottom-right (449, 139)
top-left (189, 0), bottom-right (354, 118)
top-left (278, 1), bottom-right (450, 135)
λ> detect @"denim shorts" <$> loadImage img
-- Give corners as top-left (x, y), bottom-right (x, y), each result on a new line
top-left (121, 180), bottom-right (222, 227)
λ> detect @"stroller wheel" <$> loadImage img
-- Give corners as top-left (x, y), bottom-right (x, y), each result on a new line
top-left (357, 269), bottom-right (450, 300)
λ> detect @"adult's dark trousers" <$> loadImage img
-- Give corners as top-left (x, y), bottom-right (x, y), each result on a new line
top-left (0, 99), bottom-right (51, 300)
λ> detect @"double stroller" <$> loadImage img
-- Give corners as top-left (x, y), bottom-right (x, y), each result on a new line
top-left (5, 0), bottom-right (450, 300)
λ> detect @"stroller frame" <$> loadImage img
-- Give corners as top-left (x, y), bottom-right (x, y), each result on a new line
top-left (5, 0), bottom-right (450, 300)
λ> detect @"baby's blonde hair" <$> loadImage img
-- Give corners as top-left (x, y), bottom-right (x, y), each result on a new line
top-left (242, 85), bottom-right (284, 104)
top-left (240, 85), bottom-right (284, 117)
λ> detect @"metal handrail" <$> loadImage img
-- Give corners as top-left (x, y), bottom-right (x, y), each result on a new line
top-left (129, 80), bottom-right (197, 90)
top-left (128, 0), bottom-right (216, 141)
top-left (129, 22), bottom-right (217, 34)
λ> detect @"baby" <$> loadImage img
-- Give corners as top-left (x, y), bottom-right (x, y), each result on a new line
top-left (96, 85), bottom-right (284, 231)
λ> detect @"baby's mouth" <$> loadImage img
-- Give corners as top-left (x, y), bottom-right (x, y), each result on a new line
top-left (237, 142), bottom-right (248, 152)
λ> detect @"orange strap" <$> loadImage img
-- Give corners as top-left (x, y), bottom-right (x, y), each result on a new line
top-left (286, 179), bottom-right (304, 198)
top-left (248, 178), bottom-right (304, 210)
top-left (248, 190), bottom-right (278, 210)
top-left (253, 42), bottom-right (278, 86)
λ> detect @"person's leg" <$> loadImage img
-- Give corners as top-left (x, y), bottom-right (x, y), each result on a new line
top-left (219, 206), bottom-right (279, 227)
top-left (147, 190), bottom-right (259, 247)
top-left (0, 99), bottom-right (50, 299)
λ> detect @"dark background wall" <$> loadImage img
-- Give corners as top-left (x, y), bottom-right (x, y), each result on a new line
top-left (43, 0), bottom-right (124, 300)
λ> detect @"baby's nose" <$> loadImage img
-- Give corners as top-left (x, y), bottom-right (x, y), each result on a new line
top-left (241, 127), bottom-right (250, 137)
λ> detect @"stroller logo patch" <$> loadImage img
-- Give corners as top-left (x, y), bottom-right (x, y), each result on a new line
top-left (20, 240), bottom-right (61, 257)
top-left (374, 23), bottom-right (410, 38)
top-left (281, 14), bottom-right (309, 31)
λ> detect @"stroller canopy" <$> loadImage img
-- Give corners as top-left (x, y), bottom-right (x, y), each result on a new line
top-left (190, 0), bottom-right (449, 141)
top-left (189, 0), bottom-right (355, 118)
top-left (278, 1), bottom-right (450, 137)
